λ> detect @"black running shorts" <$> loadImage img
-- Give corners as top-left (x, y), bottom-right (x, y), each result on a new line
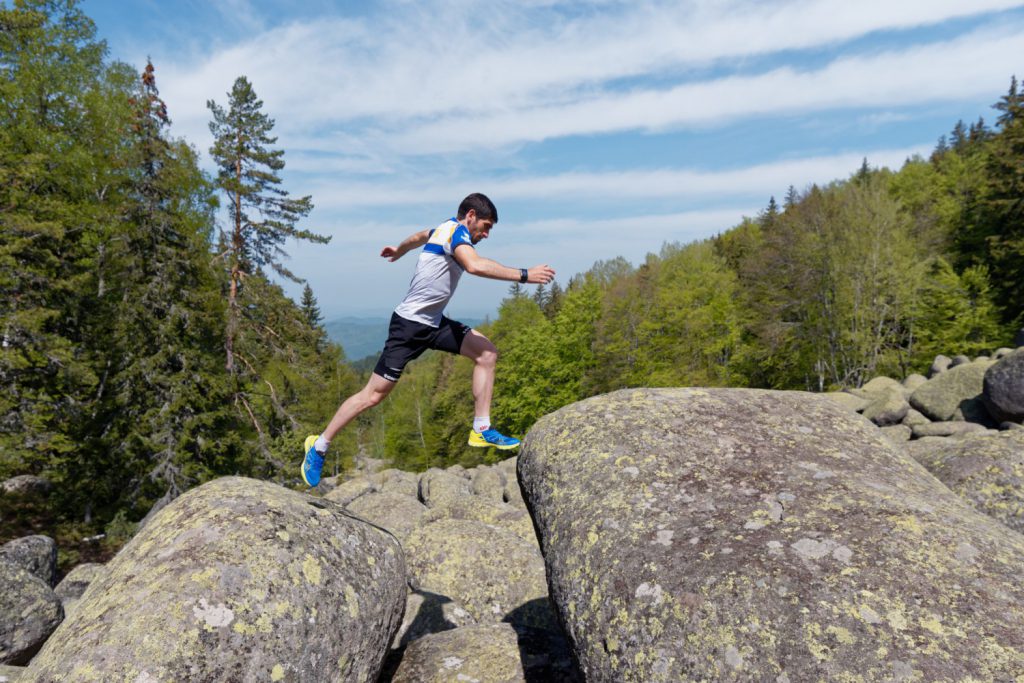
top-left (373, 312), bottom-right (472, 382)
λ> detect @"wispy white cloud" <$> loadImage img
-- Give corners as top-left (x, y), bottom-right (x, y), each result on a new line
top-left (157, 0), bottom-right (1024, 153)
top-left (304, 145), bottom-right (929, 213)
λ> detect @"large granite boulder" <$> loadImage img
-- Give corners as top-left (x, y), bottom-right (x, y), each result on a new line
top-left (0, 562), bottom-right (62, 664)
top-left (403, 519), bottom-right (556, 632)
top-left (911, 421), bottom-right (989, 439)
top-left (323, 475), bottom-right (375, 506)
top-left (25, 477), bottom-right (406, 682)
top-left (906, 431), bottom-right (1024, 533)
top-left (519, 388), bottom-right (1024, 682)
top-left (418, 468), bottom-right (472, 508)
top-left (391, 589), bottom-right (475, 650)
top-left (346, 490), bottom-right (428, 543)
top-left (374, 469), bottom-right (419, 498)
top-left (390, 624), bottom-right (526, 683)
top-left (821, 392), bottom-right (868, 413)
top-left (861, 387), bottom-right (909, 426)
top-left (470, 466), bottom-right (506, 502)
top-left (0, 536), bottom-right (57, 587)
top-left (928, 354), bottom-right (952, 377)
top-left (910, 360), bottom-right (994, 422)
top-left (420, 497), bottom-right (538, 547)
top-left (983, 349), bottom-right (1024, 424)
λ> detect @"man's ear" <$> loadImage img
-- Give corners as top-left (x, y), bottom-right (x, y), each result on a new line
top-left (464, 209), bottom-right (476, 223)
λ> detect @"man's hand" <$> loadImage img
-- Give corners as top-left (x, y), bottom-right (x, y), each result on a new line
top-left (380, 246), bottom-right (401, 262)
top-left (527, 265), bottom-right (556, 284)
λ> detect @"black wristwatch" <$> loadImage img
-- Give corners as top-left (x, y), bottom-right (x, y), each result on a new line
top-left (519, 268), bottom-right (528, 283)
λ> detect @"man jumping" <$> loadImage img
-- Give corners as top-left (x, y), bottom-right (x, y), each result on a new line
top-left (301, 193), bottom-right (555, 487)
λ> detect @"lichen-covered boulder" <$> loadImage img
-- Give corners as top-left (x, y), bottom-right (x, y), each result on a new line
top-left (323, 475), bottom-right (375, 506)
top-left (880, 424), bottom-right (912, 443)
top-left (901, 373), bottom-right (928, 392)
top-left (346, 491), bottom-right (428, 543)
top-left (0, 561), bottom-right (62, 665)
top-left (391, 623), bottom-right (525, 682)
top-left (861, 388), bottom-right (909, 426)
top-left (391, 589), bottom-right (475, 650)
top-left (911, 421), bottom-right (989, 438)
top-left (470, 466), bottom-right (505, 502)
top-left (910, 360), bottom-right (994, 422)
top-left (900, 408), bottom-right (931, 427)
top-left (822, 392), bottom-right (868, 413)
top-left (420, 497), bottom-right (538, 547)
top-left (906, 431), bottom-right (1024, 534)
top-left (374, 469), bottom-right (419, 498)
top-left (0, 536), bottom-right (57, 587)
top-left (861, 376), bottom-right (901, 394)
top-left (0, 665), bottom-right (25, 682)
top-left (418, 468), bottom-right (472, 508)
top-left (519, 388), bottom-right (1024, 682)
top-left (403, 519), bottom-right (556, 632)
top-left (929, 354), bottom-right (952, 377)
top-left (983, 349), bottom-right (1024, 424)
top-left (53, 563), bottom-right (105, 616)
top-left (25, 477), bottom-right (406, 682)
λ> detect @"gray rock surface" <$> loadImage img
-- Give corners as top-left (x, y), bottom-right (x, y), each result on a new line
top-left (346, 490), bottom-right (428, 543)
top-left (403, 518), bottom-right (556, 632)
top-left (0, 665), bottom-right (25, 682)
top-left (323, 475), bottom-right (375, 506)
top-left (25, 477), bottom-right (406, 682)
top-left (901, 373), bottom-right (928, 392)
top-left (861, 376), bottom-right (902, 394)
top-left (906, 431), bottom-right (1024, 533)
top-left (910, 360), bottom-right (994, 421)
top-left (822, 392), bottom-right (869, 413)
top-left (0, 536), bottom-right (57, 587)
top-left (911, 421), bottom-right (989, 438)
top-left (418, 468), bottom-right (472, 508)
top-left (0, 561), bottom-right (62, 665)
top-left (929, 354), bottom-right (951, 377)
top-left (53, 563), bottom-right (105, 616)
top-left (950, 354), bottom-right (971, 368)
top-left (391, 589), bottom-right (475, 650)
top-left (374, 469), bottom-right (419, 498)
top-left (861, 388), bottom-right (909, 426)
top-left (0, 476), bottom-right (50, 497)
top-left (900, 408), bottom-right (931, 427)
top-left (420, 496), bottom-right (538, 547)
top-left (983, 349), bottom-right (1024, 424)
top-left (390, 623), bottom-right (526, 683)
top-left (519, 387), bottom-right (1024, 682)
top-left (880, 424), bottom-right (912, 443)
top-left (994, 347), bottom-right (1014, 359)
top-left (470, 466), bottom-right (505, 502)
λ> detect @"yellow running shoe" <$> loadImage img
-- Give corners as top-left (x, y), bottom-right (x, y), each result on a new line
top-left (467, 428), bottom-right (520, 449)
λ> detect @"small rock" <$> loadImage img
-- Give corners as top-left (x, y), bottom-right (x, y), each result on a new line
top-left (982, 350), bottom-right (1024, 424)
top-left (950, 355), bottom-right (971, 368)
top-left (418, 468), bottom-right (472, 508)
top-left (862, 388), bottom-right (909, 427)
top-left (470, 466), bottom-right (506, 502)
top-left (0, 561), bottom-right (63, 665)
top-left (912, 421), bottom-right (988, 438)
top-left (901, 408), bottom-right (931, 428)
top-left (994, 347), bottom-right (1015, 359)
top-left (346, 491), bottom-right (428, 543)
top-left (881, 425), bottom-right (912, 443)
top-left (901, 374), bottom-right (928, 392)
top-left (929, 354), bottom-right (952, 377)
top-left (0, 536), bottom-right (57, 587)
top-left (0, 476), bottom-right (51, 497)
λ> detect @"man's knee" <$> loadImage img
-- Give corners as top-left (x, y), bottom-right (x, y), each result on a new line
top-left (477, 344), bottom-right (498, 368)
top-left (362, 378), bottom-right (395, 408)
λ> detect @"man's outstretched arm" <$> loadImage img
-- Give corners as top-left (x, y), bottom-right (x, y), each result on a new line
top-left (380, 229), bottom-right (431, 262)
top-left (453, 244), bottom-right (555, 284)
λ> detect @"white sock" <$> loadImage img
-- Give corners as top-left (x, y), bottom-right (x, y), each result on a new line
top-left (473, 416), bottom-right (490, 433)
top-left (314, 435), bottom-right (330, 454)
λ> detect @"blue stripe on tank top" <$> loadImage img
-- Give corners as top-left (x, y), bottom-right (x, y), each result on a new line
top-left (423, 243), bottom-right (445, 255)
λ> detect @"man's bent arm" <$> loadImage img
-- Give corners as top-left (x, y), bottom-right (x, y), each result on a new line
top-left (381, 229), bottom-right (431, 262)
top-left (453, 245), bottom-right (554, 284)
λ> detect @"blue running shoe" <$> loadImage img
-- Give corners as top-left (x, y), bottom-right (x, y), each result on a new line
top-left (467, 428), bottom-right (520, 450)
top-left (301, 434), bottom-right (324, 487)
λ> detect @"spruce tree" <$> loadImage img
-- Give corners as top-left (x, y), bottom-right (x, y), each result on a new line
top-left (207, 76), bottom-right (330, 371)
top-left (300, 283), bottom-right (323, 329)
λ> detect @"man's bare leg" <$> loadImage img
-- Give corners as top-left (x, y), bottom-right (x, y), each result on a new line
top-left (460, 329), bottom-right (498, 418)
top-left (322, 372), bottom-right (397, 442)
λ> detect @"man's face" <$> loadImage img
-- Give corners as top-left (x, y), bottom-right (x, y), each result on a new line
top-left (464, 210), bottom-right (494, 244)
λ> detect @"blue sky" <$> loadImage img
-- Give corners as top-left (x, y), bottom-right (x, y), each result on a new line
top-left (82, 0), bottom-right (1024, 319)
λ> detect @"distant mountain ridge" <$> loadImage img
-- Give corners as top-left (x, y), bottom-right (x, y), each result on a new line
top-left (325, 315), bottom-right (486, 363)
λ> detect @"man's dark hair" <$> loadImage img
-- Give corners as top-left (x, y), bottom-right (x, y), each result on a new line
top-left (457, 193), bottom-right (498, 222)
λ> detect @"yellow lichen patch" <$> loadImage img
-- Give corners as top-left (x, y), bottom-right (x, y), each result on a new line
top-left (345, 585), bottom-right (360, 619)
top-left (827, 625), bottom-right (856, 645)
top-left (893, 514), bottom-right (924, 535)
top-left (189, 566), bottom-right (219, 589)
top-left (276, 530), bottom-right (290, 542)
top-left (366, 556), bottom-right (376, 566)
top-left (271, 663), bottom-right (286, 681)
top-left (302, 555), bottom-right (322, 585)
top-left (886, 608), bottom-right (908, 631)
top-left (919, 614), bottom-right (945, 635)
top-left (803, 623), bottom-right (831, 662)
